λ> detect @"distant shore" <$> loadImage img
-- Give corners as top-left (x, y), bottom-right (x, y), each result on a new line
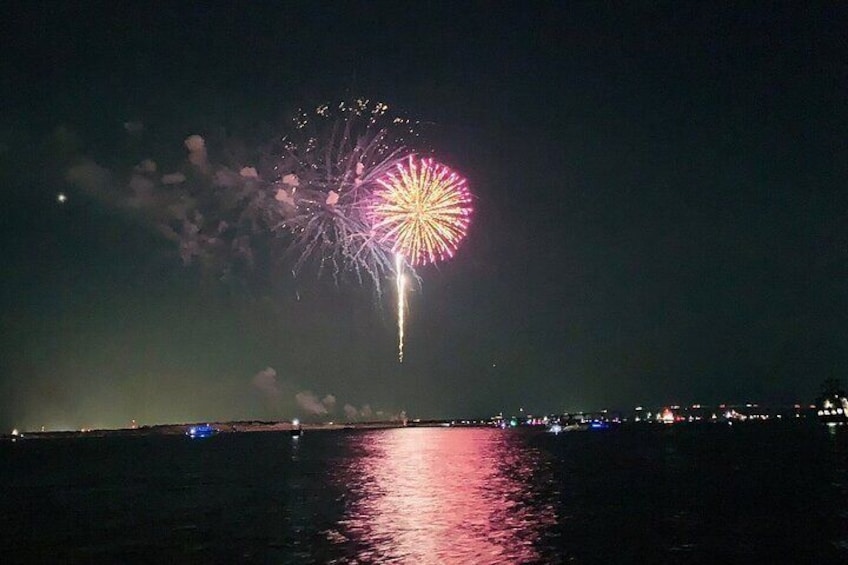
top-left (5, 406), bottom-right (816, 441)
top-left (3, 420), bottom-right (421, 440)
top-left (2, 418), bottom-right (503, 440)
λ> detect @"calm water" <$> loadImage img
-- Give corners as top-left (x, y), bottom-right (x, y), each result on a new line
top-left (2, 424), bottom-right (847, 564)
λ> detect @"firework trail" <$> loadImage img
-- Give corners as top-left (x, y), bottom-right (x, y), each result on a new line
top-left (371, 156), bottom-right (473, 361)
top-left (395, 253), bottom-right (406, 362)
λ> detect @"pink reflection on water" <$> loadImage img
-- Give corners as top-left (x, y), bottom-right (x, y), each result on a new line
top-left (334, 428), bottom-right (556, 564)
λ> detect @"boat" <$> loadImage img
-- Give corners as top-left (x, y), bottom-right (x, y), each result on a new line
top-left (548, 422), bottom-right (590, 433)
top-left (290, 418), bottom-right (303, 438)
top-left (817, 379), bottom-right (848, 425)
top-left (186, 424), bottom-right (218, 438)
top-left (817, 396), bottom-right (848, 425)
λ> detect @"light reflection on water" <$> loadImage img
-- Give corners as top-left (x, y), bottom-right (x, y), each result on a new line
top-left (331, 428), bottom-right (557, 564)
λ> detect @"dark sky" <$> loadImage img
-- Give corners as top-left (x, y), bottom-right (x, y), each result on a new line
top-left (1, 2), bottom-right (847, 430)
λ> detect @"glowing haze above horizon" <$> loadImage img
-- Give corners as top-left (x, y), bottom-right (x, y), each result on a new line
top-left (1, 3), bottom-right (847, 431)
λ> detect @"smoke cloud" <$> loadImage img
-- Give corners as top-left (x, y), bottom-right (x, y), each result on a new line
top-left (252, 367), bottom-right (280, 398)
top-left (184, 134), bottom-right (208, 169)
top-left (343, 404), bottom-right (358, 419)
top-left (134, 159), bottom-right (157, 174)
top-left (161, 172), bottom-right (186, 185)
top-left (296, 391), bottom-right (328, 415)
top-left (215, 169), bottom-right (241, 188)
top-left (239, 166), bottom-right (259, 179)
top-left (322, 394), bottom-right (336, 411)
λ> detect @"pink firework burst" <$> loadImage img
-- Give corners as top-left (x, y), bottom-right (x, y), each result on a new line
top-left (370, 156), bottom-right (473, 266)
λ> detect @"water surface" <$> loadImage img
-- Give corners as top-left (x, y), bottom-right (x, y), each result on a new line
top-left (2, 424), bottom-right (846, 563)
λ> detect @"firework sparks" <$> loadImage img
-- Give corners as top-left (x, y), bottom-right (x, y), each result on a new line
top-left (265, 100), bottom-right (420, 294)
top-left (370, 156), bottom-right (472, 266)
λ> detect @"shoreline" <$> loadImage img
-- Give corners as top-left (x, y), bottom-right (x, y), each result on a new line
top-left (3, 420), bottom-right (415, 440)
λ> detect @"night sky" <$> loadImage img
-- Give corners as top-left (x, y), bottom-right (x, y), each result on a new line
top-left (2, 2), bottom-right (847, 430)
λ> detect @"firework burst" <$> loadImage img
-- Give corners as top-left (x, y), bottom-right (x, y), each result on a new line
top-left (263, 100), bottom-right (421, 294)
top-left (370, 156), bottom-right (473, 266)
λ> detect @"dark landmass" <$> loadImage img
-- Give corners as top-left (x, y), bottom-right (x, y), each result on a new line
top-left (3, 417), bottom-right (503, 440)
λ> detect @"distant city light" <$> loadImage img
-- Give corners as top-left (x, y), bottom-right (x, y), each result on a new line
top-left (56, 193), bottom-right (67, 203)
